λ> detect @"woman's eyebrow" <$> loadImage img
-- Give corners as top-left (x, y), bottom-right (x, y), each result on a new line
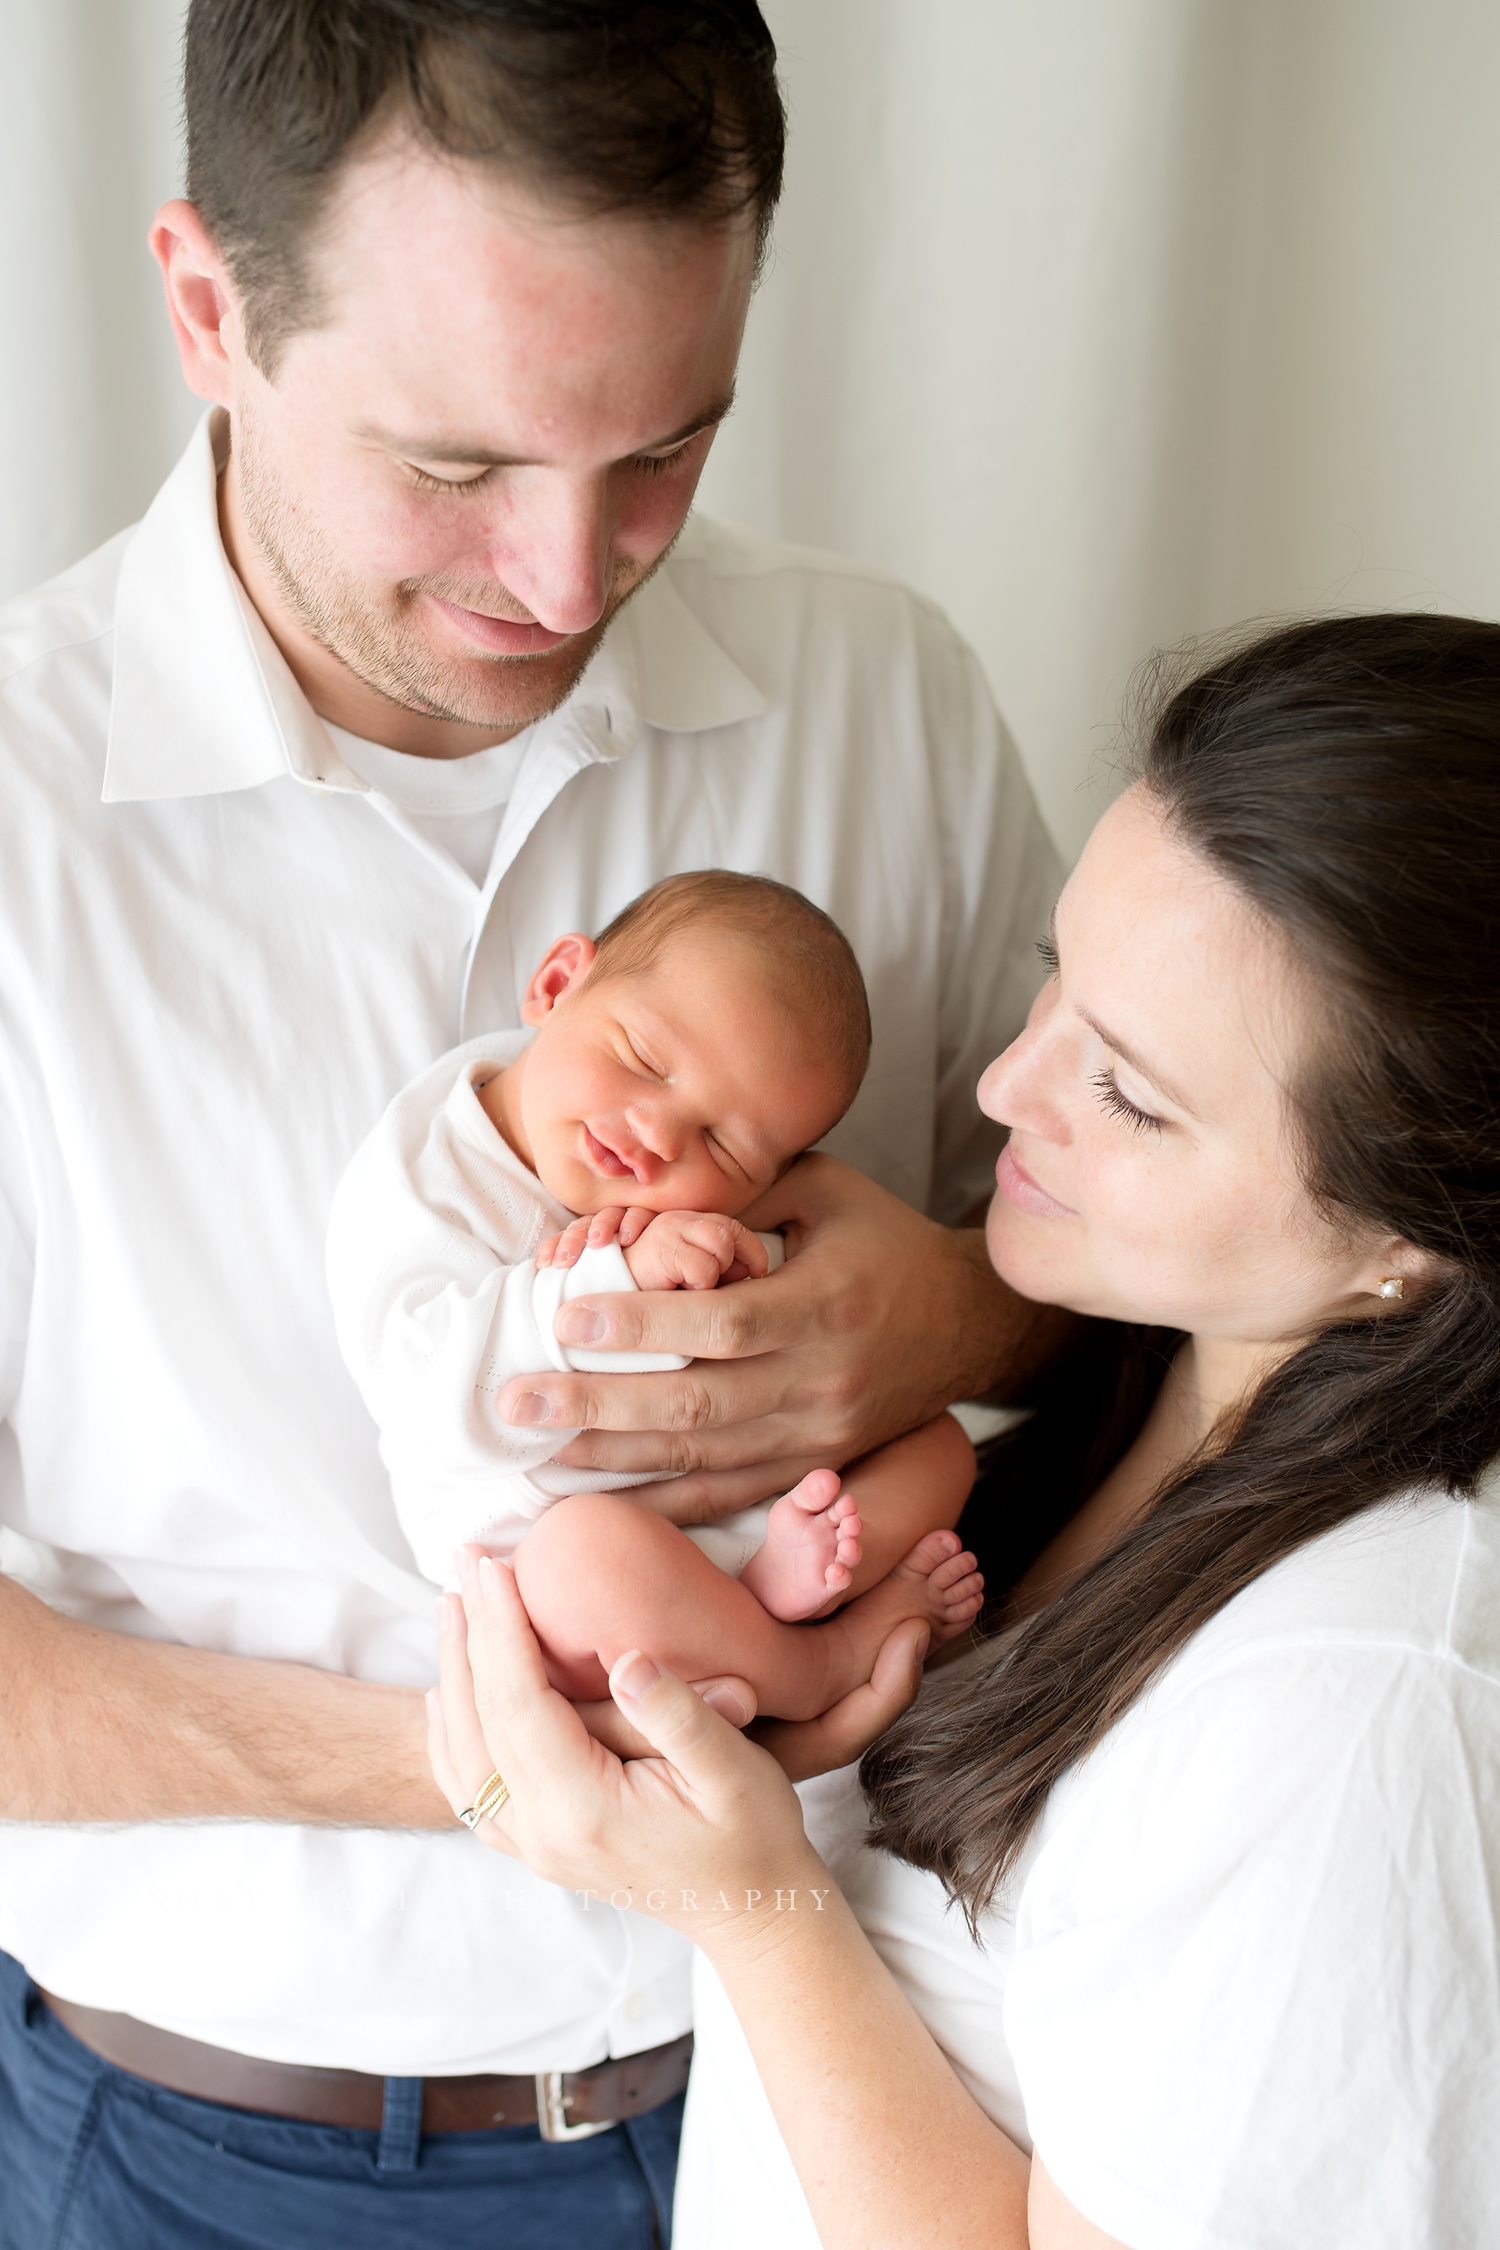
top-left (1077, 1007), bottom-right (1200, 1118)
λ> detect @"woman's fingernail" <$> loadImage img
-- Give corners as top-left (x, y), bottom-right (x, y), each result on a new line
top-left (700, 1684), bottom-right (751, 1726)
top-left (478, 1555), bottom-right (500, 1597)
top-left (613, 1651), bottom-right (662, 1702)
top-left (508, 1391), bottom-right (553, 1425)
top-left (912, 1625), bottom-right (932, 1663)
top-left (558, 1307), bottom-right (605, 1345)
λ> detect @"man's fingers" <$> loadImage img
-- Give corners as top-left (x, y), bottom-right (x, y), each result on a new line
top-left (752, 1618), bottom-right (930, 1784)
top-left (622, 1457), bottom-right (839, 1521)
top-left (550, 1266), bottom-right (792, 1360)
top-left (498, 1354), bottom-right (798, 1445)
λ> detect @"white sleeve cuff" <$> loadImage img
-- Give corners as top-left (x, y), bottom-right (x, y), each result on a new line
top-left (530, 1239), bottom-right (691, 1373)
top-left (529, 1230), bottom-right (784, 1375)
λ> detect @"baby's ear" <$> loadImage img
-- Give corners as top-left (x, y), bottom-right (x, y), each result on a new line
top-left (521, 934), bottom-right (597, 1025)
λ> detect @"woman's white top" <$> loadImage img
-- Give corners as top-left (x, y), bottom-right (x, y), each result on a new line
top-left (675, 1475), bottom-right (1500, 2249)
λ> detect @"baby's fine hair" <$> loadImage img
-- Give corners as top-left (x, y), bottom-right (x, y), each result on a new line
top-left (591, 869), bottom-right (872, 1109)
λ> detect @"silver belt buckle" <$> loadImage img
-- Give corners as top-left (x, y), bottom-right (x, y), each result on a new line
top-left (535, 2069), bottom-right (616, 2141)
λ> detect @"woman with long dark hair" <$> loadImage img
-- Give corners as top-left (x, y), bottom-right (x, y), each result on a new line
top-left (431, 612), bottom-right (1500, 2248)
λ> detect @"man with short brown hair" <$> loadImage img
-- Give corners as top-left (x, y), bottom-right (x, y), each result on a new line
top-left (0, 4), bottom-right (1060, 2241)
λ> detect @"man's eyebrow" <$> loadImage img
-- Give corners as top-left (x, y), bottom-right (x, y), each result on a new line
top-left (358, 392), bottom-right (737, 468)
top-left (1076, 1007), bottom-right (1200, 1118)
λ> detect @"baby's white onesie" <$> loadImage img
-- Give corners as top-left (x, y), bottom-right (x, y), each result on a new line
top-left (326, 1031), bottom-right (779, 1589)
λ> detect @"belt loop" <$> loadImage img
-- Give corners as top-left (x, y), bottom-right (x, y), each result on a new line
top-left (376, 2076), bottom-right (424, 2172)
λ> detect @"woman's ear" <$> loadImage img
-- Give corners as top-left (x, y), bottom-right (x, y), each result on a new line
top-left (520, 935), bottom-right (596, 1026)
top-left (1352, 1235), bottom-right (1451, 1310)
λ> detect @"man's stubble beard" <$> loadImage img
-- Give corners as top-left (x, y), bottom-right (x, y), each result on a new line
top-left (231, 406), bottom-right (667, 737)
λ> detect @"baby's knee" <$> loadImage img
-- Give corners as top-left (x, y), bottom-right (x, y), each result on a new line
top-left (513, 1490), bottom-right (658, 1622)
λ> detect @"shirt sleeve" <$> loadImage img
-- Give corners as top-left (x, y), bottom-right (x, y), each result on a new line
top-left (919, 618), bottom-right (1064, 1224)
top-left (1004, 1641), bottom-right (1500, 2250)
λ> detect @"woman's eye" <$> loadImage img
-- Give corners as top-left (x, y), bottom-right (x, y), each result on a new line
top-left (1091, 1068), bottom-right (1162, 1136)
top-left (1035, 935), bottom-right (1060, 974)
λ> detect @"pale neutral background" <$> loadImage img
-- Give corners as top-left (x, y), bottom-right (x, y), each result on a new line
top-left (4, 0), bottom-right (1498, 857)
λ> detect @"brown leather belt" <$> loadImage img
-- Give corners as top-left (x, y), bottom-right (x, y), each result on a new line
top-left (41, 1990), bottom-right (692, 2140)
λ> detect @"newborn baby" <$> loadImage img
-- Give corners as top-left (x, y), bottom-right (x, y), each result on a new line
top-left (327, 870), bottom-right (981, 1719)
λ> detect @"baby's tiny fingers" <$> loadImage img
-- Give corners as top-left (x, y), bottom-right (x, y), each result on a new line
top-left (617, 1206), bottom-right (657, 1247)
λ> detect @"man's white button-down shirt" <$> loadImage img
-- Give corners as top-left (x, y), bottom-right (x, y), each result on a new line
top-left (0, 411), bottom-right (1059, 2071)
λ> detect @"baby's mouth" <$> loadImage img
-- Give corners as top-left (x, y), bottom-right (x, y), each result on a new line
top-left (583, 1125), bottom-right (640, 1182)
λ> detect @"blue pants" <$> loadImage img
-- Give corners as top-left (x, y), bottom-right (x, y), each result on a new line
top-left (0, 1951), bottom-right (681, 2248)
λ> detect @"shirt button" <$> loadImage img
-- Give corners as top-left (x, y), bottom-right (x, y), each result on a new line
top-left (623, 1991), bottom-right (645, 2021)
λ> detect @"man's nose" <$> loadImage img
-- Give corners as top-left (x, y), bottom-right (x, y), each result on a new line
top-left (486, 473), bottom-right (615, 636)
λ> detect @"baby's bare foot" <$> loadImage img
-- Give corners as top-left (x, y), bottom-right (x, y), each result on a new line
top-left (833, 1529), bottom-right (984, 1660)
top-left (739, 1469), bottom-right (864, 1622)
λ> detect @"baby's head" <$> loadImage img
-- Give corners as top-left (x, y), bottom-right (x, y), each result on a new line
top-left (491, 871), bottom-right (871, 1218)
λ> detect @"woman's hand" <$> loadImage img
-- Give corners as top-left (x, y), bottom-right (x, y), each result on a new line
top-left (428, 1551), bottom-right (824, 1943)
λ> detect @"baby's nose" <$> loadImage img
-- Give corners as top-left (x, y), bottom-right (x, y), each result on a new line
top-left (629, 1102), bottom-right (683, 1165)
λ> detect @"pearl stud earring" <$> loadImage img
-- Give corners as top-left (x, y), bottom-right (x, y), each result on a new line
top-left (1378, 1276), bottom-right (1405, 1301)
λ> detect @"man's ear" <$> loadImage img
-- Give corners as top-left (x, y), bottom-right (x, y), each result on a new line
top-left (149, 199), bottom-right (241, 407)
top-left (520, 935), bottom-right (596, 1026)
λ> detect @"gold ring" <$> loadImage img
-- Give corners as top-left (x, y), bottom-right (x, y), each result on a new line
top-left (457, 1770), bottom-right (510, 1830)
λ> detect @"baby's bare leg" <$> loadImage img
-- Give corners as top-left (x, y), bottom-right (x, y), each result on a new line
top-left (831, 1412), bottom-right (978, 1600)
top-left (512, 1490), bottom-right (982, 1722)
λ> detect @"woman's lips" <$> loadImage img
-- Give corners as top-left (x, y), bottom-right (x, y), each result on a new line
top-left (995, 1143), bottom-right (1078, 1218)
top-left (583, 1125), bottom-right (639, 1181)
top-left (427, 596), bottom-right (570, 656)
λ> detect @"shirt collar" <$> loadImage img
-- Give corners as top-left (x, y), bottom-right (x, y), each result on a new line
top-left (102, 410), bottom-right (767, 806)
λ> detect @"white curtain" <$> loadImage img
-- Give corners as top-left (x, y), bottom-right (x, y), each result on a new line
top-left (5, 0), bottom-right (1499, 858)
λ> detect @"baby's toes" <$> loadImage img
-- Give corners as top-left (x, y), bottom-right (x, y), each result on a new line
top-left (937, 1565), bottom-right (985, 1620)
top-left (787, 1467), bottom-right (843, 1516)
top-left (926, 1545), bottom-right (979, 1593)
top-left (894, 1528), bottom-right (963, 1582)
top-left (822, 1559), bottom-right (853, 1595)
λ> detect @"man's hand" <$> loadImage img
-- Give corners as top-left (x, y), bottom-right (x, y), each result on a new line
top-left (495, 1153), bottom-right (1073, 1517)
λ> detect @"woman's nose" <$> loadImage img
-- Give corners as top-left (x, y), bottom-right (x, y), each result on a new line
top-left (979, 1019), bottom-right (1067, 1140)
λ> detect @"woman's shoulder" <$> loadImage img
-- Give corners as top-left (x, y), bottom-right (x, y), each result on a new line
top-left (1147, 1469), bottom-right (1500, 1708)
top-left (1043, 1467), bottom-right (1500, 1872)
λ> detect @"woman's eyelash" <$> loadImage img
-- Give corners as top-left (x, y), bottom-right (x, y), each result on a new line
top-left (1036, 935), bottom-right (1060, 973)
top-left (1092, 1068), bottom-right (1162, 1135)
